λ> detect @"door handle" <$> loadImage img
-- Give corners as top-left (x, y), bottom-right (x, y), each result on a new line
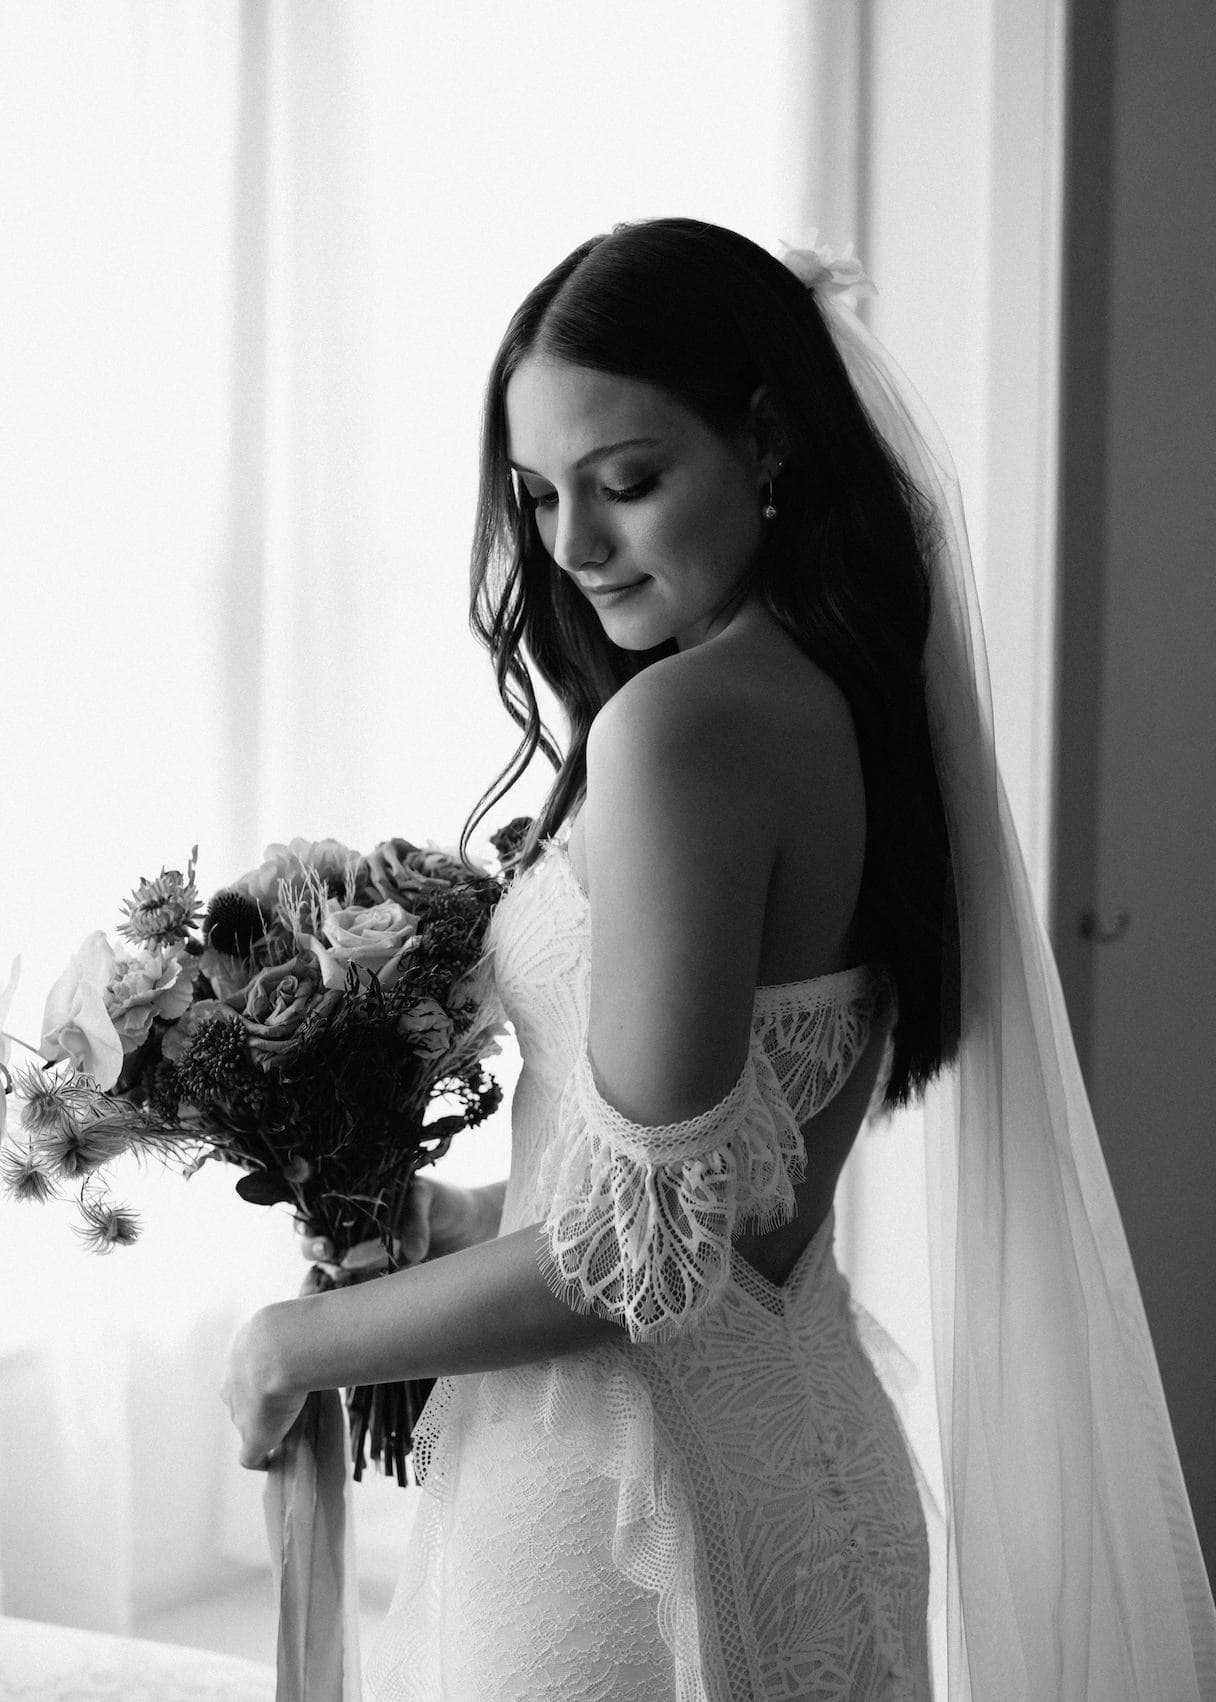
top-left (1079, 907), bottom-right (1130, 944)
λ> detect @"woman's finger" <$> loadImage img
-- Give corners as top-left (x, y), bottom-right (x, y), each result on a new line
top-left (396, 1175), bottom-right (434, 1265)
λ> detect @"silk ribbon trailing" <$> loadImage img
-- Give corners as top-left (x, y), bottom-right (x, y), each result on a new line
top-left (264, 1388), bottom-right (361, 1702)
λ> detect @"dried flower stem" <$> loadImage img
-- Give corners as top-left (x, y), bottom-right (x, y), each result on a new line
top-left (0, 1029), bottom-right (50, 1060)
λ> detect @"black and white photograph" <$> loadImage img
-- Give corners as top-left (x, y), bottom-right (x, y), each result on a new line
top-left (0, 4), bottom-right (1212, 1698)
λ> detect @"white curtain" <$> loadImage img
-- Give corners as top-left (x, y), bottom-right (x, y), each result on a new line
top-left (0, 0), bottom-right (816, 1641)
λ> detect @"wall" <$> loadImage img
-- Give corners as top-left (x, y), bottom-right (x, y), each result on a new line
top-left (1054, 0), bottom-right (1216, 1568)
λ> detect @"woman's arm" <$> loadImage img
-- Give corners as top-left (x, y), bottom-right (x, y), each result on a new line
top-left (225, 1222), bottom-right (620, 1467)
top-left (277, 1221), bottom-right (618, 1389)
top-left (582, 659), bottom-right (772, 1123)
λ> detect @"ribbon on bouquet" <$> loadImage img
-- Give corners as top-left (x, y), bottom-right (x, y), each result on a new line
top-left (264, 1388), bottom-right (362, 1702)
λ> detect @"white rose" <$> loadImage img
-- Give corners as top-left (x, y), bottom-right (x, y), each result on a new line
top-left (308, 900), bottom-right (418, 992)
top-left (40, 932), bottom-right (124, 1088)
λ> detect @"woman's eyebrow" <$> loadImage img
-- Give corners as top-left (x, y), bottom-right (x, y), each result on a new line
top-left (509, 436), bottom-right (662, 477)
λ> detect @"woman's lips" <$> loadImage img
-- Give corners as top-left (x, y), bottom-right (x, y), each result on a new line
top-left (582, 577), bottom-right (648, 604)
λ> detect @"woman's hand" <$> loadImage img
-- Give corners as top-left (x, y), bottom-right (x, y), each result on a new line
top-left (297, 1182), bottom-right (438, 1280)
top-left (221, 1307), bottom-right (308, 1471)
top-left (298, 1177), bottom-right (506, 1280)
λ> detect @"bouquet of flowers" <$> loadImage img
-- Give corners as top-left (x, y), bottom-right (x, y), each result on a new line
top-left (0, 818), bottom-right (533, 1483)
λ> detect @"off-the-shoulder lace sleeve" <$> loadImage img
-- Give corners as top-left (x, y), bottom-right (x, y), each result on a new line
top-left (536, 1037), bottom-right (809, 1342)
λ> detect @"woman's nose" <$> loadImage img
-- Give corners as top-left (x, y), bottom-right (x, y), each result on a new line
top-left (551, 500), bottom-right (610, 573)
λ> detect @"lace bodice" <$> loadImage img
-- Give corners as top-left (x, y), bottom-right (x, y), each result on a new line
top-left (505, 841), bottom-right (883, 1341)
top-left (366, 838), bottom-right (930, 1702)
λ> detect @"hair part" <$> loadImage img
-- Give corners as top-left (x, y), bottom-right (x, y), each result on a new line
top-left (462, 218), bottom-right (959, 1107)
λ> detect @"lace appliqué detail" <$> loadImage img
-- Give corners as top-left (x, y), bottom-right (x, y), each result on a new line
top-left (537, 983), bottom-right (879, 1344)
top-left (367, 845), bottom-right (931, 1702)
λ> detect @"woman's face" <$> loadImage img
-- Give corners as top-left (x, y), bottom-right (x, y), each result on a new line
top-left (504, 356), bottom-right (769, 652)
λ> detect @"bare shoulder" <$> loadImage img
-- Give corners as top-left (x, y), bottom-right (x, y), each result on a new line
top-left (589, 615), bottom-right (860, 834)
top-left (589, 642), bottom-right (758, 777)
top-left (585, 645), bottom-right (770, 884)
top-left (586, 615), bottom-right (866, 990)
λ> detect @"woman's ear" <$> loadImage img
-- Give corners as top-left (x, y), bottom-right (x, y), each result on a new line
top-left (746, 384), bottom-right (789, 480)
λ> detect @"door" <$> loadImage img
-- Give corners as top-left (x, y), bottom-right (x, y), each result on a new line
top-left (1054, 0), bottom-right (1216, 1572)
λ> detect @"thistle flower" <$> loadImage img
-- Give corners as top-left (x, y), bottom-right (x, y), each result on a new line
top-left (0, 1143), bottom-right (60, 1203)
top-left (74, 1193), bottom-right (141, 1252)
top-left (118, 847), bottom-right (203, 947)
top-left (203, 890), bottom-right (270, 958)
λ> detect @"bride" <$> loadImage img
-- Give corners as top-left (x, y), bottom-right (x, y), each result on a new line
top-left (223, 219), bottom-right (1216, 1699)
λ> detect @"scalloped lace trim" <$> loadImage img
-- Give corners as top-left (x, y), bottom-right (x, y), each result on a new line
top-left (536, 979), bottom-right (879, 1344)
top-left (537, 1043), bottom-right (804, 1342)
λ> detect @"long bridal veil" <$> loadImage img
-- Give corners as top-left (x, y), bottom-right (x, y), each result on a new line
top-left (802, 261), bottom-right (1216, 1700)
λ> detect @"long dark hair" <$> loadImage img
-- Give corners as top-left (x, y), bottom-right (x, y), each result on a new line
top-left (462, 218), bottom-right (958, 1106)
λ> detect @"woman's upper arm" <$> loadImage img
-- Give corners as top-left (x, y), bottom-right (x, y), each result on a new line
top-left (583, 667), bottom-right (774, 1127)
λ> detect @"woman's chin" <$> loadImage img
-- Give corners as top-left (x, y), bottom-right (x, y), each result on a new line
top-left (599, 617), bottom-right (672, 652)
top-left (588, 585), bottom-right (668, 648)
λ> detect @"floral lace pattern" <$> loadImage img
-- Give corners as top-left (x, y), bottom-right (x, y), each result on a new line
top-left (538, 973), bottom-right (880, 1342)
top-left (366, 841), bottom-right (930, 1701)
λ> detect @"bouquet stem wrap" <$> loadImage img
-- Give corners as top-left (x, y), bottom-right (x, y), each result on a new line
top-left (264, 1388), bottom-right (361, 1702)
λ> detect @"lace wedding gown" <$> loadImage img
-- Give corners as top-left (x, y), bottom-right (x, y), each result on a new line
top-left (365, 836), bottom-right (931, 1702)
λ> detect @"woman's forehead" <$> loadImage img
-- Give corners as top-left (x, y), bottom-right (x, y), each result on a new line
top-left (504, 358), bottom-right (694, 471)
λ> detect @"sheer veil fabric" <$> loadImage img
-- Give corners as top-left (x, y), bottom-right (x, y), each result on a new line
top-left (804, 267), bottom-right (1216, 1697)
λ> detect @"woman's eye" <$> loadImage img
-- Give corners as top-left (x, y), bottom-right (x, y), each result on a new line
top-left (603, 474), bottom-right (657, 503)
top-left (523, 474), bottom-right (656, 510)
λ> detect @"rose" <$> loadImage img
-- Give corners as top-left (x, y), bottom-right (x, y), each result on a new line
top-left (40, 932), bottom-right (124, 1088)
top-left (240, 955), bottom-right (339, 1066)
top-left (397, 996), bottom-right (455, 1059)
top-left (307, 899), bottom-right (417, 992)
top-left (160, 997), bottom-right (240, 1063)
top-left (358, 840), bottom-right (477, 908)
top-left (235, 838), bottom-right (358, 909)
top-left (103, 943), bottom-right (197, 1054)
top-left (488, 816), bottom-right (533, 876)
